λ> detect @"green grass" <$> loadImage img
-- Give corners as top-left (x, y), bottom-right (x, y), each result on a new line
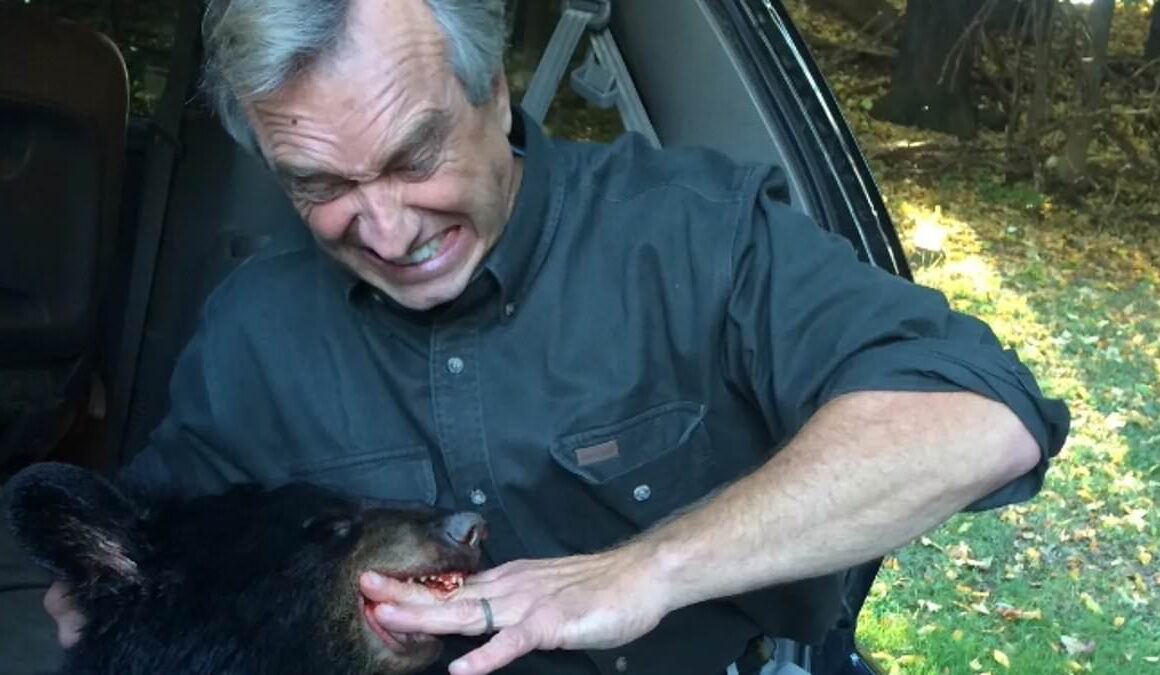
top-left (850, 177), bottom-right (1160, 674)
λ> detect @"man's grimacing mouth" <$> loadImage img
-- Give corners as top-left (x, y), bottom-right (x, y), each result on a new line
top-left (383, 227), bottom-right (458, 266)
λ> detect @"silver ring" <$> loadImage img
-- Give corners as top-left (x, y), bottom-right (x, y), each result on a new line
top-left (479, 597), bottom-right (495, 633)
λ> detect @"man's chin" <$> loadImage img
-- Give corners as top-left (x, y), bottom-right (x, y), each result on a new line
top-left (328, 256), bottom-right (460, 312)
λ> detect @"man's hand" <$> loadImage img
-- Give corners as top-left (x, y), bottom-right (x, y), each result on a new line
top-left (44, 581), bottom-right (85, 648)
top-left (359, 545), bottom-right (668, 675)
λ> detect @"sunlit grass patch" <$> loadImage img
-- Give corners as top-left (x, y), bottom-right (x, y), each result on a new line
top-left (851, 179), bottom-right (1160, 673)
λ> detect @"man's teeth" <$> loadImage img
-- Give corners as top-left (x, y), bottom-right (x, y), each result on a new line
top-left (397, 233), bottom-right (447, 265)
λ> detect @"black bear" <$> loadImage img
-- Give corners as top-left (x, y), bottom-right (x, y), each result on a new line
top-left (3, 462), bottom-right (486, 675)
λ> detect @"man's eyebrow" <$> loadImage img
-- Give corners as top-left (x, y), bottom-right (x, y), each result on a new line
top-left (378, 109), bottom-right (451, 168)
top-left (273, 162), bottom-right (337, 182)
top-left (272, 110), bottom-right (451, 183)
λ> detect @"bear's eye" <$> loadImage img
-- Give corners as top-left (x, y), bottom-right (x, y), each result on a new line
top-left (301, 515), bottom-right (354, 541)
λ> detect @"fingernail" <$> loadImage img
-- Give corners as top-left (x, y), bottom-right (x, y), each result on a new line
top-left (362, 571), bottom-right (384, 587)
top-left (374, 604), bottom-right (397, 621)
top-left (449, 659), bottom-right (467, 675)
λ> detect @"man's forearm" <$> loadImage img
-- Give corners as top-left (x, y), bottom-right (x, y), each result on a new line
top-left (631, 390), bottom-right (1041, 613)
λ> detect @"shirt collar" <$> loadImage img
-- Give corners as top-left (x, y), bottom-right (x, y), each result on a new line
top-left (479, 105), bottom-right (552, 308)
top-left (340, 105), bottom-right (555, 317)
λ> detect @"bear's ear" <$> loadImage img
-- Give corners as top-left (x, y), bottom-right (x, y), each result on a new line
top-left (4, 462), bottom-right (147, 594)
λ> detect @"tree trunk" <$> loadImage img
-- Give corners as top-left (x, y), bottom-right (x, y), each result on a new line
top-left (1027, 0), bottom-right (1055, 135)
top-left (1146, 2), bottom-right (1160, 61)
top-left (1056, 0), bottom-right (1115, 183)
top-left (871, 0), bottom-right (984, 139)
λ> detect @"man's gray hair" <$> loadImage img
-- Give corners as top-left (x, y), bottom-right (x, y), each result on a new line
top-left (200, 0), bottom-right (508, 153)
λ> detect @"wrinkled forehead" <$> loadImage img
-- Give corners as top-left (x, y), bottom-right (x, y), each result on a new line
top-left (282, 0), bottom-right (452, 109)
top-left (243, 3), bottom-right (456, 164)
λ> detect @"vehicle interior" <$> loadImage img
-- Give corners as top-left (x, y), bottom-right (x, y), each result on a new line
top-left (1, 0), bottom-right (911, 672)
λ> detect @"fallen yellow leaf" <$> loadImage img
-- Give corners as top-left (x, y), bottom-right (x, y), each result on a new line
top-left (1080, 592), bottom-right (1103, 615)
top-left (918, 624), bottom-right (939, 636)
top-left (952, 629), bottom-right (965, 642)
top-left (996, 604), bottom-right (1043, 621)
top-left (993, 650), bottom-right (1010, 669)
top-left (969, 658), bottom-right (983, 671)
top-left (1114, 616), bottom-right (1125, 628)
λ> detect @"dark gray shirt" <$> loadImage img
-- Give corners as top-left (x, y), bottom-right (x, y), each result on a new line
top-left (123, 109), bottom-right (1069, 674)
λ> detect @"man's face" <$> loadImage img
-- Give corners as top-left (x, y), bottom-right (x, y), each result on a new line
top-left (247, 0), bottom-right (520, 310)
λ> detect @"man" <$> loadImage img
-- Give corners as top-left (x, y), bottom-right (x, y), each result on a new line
top-left (16, 0), bottom-right (1069, 673)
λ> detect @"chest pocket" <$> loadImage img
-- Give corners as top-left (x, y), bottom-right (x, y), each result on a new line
top-left (548, 402), bottom-right (716, 549)
top-left (286, 444), bottom-right (437, 505)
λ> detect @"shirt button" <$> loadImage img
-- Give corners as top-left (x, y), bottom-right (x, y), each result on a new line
top-left (632, 485), bottom-right (651, 502)
top-left (614, 656), bottom-right (628, 672)
top-left (447, 357), bottom-right (465, 374)
top-left (470, 489), bottom-right (487, 506)
top-left (504, 302), bottom-right (516, 317)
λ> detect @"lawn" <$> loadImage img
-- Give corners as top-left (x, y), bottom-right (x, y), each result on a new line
top-left (853, 172), bottom-right (1160, 674)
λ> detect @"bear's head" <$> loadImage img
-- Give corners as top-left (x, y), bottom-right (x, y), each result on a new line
top-left (4, 462), bottom-right (486, 675)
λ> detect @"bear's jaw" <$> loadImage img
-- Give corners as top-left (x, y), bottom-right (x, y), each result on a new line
top-left (357, 597), bottom-right (442, 672)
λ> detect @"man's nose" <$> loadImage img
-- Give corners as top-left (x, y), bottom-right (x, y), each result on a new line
top-left (355, 182), bottom-right (416, 259)
top-left (440, 512), bottom-right (487, 550)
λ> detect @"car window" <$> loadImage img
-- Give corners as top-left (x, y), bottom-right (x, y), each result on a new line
top-left (20, 0), bottom-right (179, 115)
top-left (504, 6), bottom-right (626, 144)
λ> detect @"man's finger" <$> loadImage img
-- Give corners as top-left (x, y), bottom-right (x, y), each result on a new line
top-left (43, 582), bottom-right (84, 648)
top-left (359, 572), bottom-right (444, 605)
top-left (464, 560), bottom-right (521, 585)
top-left (448, 625), bottom-right (537, 675)
top-left (372, 596), bottom-right (496, 635)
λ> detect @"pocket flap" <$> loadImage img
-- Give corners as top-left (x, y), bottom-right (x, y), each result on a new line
top-left (549, 402), bottom-right (707, 484)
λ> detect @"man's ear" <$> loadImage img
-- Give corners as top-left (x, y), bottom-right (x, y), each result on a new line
top-left (492, 72), bottom-right (512, 135)
top-left (3, 462), bottom-right (147, 595)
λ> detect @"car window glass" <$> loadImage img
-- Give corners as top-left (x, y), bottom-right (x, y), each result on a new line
top-left (18, 0), bottom-right (179, 116)
top-left (504, 3), bottom-right (625, 144)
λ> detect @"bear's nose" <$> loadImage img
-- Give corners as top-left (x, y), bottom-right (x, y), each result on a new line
top-left (441, 512), bottom-right (486, 550)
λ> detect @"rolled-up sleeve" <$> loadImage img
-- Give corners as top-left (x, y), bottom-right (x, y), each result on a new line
top-left (723, 169), bottom-right (1070, 510)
